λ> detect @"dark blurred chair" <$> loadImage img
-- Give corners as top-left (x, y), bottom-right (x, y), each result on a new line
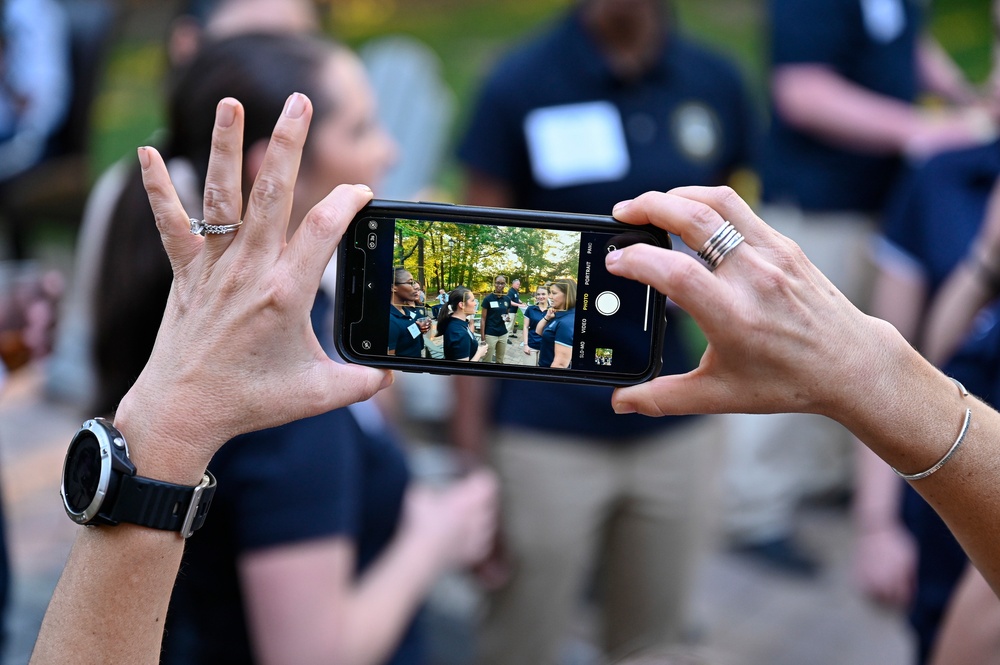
top-left (0, 0), bottom-right (119, 260)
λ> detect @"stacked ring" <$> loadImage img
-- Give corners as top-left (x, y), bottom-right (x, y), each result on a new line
top-left (189, 218), bottom-right (244, 236)
top-left (697, 221), bottom-right (744, 271)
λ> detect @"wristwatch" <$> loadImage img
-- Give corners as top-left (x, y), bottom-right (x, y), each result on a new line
top-left (61, 418), bottom-right (217, 538)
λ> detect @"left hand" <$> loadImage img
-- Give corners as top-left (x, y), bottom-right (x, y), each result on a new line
top-left (605, 187), bottom-right (896, 422)
top-left (116, 95), bottom-right (391, 481)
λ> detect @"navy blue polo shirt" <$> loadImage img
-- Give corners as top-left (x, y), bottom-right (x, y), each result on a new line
top-left (458, 9), bottom-right (755, 439)
top-left (439, 316), bottom-right (478, 360)
top-left (507, 287), bottom-right (522, 314)
top-left (524, 304), bottom-right (547, 350)
top-left (538, 310), bottom-right (575, 367)
top-left (481, 293), bottom-right (511, 336)
top-left (457, 10), bottom-right (757, 216)
top-left (762, 0), bottom-right (921, 212)
top-left (881, 139), bottom-right (1000, 296)
top-left (388, 305), bottom-right (424, 357)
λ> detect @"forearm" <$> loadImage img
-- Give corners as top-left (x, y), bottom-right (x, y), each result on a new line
top-left (773, 65), bottom-right (941, 154)
top-left (31, 395), bottom-right (215, 664)
top-left (337, 529), bottom-right (450, 665)
top-left (832, 320), bottom-right (1000, 589)
top-left (31, 528), bottom-right (185, 665)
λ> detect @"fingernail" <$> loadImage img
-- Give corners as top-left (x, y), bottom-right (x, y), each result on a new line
top-left (217, 99), bottom-right (236, 128)
top-left (612, 199), bottom-right (632, 215)
top-left (137, 146), bottom-right (151, 169)
top-left (284, 92), bottom-right (306, 118)
top-left (354, 183), bottom-right (373, 194)
top-left (606, 249), bottom-right (622, 266)
top-left (613, 401), bottom-right (636, 415)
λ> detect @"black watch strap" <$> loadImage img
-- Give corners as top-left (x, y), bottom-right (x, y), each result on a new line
top-left (109, 471), bottom-right (217, 537)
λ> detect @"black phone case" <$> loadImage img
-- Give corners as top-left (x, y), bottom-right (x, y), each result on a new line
top-left (334, 200), bottom-right (671, 387)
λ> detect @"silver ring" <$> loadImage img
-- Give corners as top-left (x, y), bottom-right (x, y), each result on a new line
top-left (697, 221), bottom-right (744, 271)
top-left (189, 217), bottom-right (244, 236)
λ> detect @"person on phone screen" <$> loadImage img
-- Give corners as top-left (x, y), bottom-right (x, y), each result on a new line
top-left (505, 278), bottom-right (523, 337)
top-left (479, 275), bottom-right (512, 363)
top-left (522, 285), bottom-right (548, 363)
top-left (537, 278), bottom-right (575, 369)
top-left (389, 267), bottom-right (427, 358)
top-left (437, 287), bottom-right (488, 362)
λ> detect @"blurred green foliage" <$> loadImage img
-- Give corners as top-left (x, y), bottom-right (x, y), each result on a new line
top-left (92, 0), bottom-right (995, 191)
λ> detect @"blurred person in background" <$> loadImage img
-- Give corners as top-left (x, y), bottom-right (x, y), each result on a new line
top-left (0, 0), bottom-right (70, 184)
top-left (723, 0), bottom-right (1000, 579)
top-left (454, 0), bottom-right (757, 661)
top-left (45, 0), bottom-right (322, 405)
top-left (91, 33), bottom-right (496, 665)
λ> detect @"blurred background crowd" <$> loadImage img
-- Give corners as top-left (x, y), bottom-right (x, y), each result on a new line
top-left (2, 0), bottom-right (1000, 664)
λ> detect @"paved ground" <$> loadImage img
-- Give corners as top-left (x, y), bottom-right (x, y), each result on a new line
top-left (0, 363), bottom-right (915, 665)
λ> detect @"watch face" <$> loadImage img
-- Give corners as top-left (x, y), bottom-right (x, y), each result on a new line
top-left (63, 433), bottom-right (103, 513)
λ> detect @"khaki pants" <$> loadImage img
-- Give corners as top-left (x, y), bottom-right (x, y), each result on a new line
top-left (723, 205), bottom-right (875, 542)
top-left (477, 418), bottom-right (721, 664)
top-left (484, 333), bottom-right (508, 363)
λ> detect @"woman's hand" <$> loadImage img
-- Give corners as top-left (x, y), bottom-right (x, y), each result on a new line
top-left (402, 470), bottom-right (499, 569)
top-left (605, 186), bottom-right (900, 423)
top-left (116, 95), bottom-right (391, 482)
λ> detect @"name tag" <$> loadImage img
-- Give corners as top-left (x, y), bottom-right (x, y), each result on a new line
top-left (524, 101), bottom-right (630, 188)
top-left (408, 323), bottom-right (421, 339)
top-left (490, 301), bottom-right (499, 308)
top-left (861, 0), bottom-right (905, 43)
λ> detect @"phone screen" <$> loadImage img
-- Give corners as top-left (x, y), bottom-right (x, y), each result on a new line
top-left (337, 202), bottom-right (668, 385)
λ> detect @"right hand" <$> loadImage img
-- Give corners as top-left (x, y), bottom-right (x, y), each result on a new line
top-left (402, 469), bottom-right (499, 569)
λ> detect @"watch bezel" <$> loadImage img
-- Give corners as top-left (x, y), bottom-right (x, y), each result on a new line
top-left (61, 419), bottom-right (128, 525)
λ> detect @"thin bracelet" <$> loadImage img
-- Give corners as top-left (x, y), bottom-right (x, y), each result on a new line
top-left (892, 377), bottom-right (971, 481)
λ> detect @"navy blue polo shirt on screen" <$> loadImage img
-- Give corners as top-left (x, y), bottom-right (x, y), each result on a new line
top-left (762, 0), bottom-right (920, 212)
top-left (388, 305), bottom-right (424, 357)
top-left (457, 8), bottom-right (755, 440)
top-left (538, 310), bottom-right (575, 367)
top-left (524, 304), bottom-right (546, 350)
top-left (481, 293), bottom-right (511, 336)
top-left (881, 139), bottom-right (1000, 295)
top-left (439, 316), bottom-right (478, 360)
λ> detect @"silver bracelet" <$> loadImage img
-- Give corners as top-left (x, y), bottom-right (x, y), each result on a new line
top-left (892, 377), bottom-right (971, 481)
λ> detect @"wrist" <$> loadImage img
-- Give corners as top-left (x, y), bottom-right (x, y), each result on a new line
top-left (113, 387), bottom-right (216, 486)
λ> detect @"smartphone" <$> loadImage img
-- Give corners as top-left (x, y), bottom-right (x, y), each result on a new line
top-left (334, 200), bottom-right (671, 386)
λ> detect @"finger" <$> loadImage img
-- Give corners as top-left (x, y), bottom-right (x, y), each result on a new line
top-left (201, 98), bottom-right (246, 260)
top-left (241, 92), bottom-right (313, 251)
top-left (605, 242), bottom-right (735, 327)
top-left (286, 183), bottom-right (374, 287)
top-left (612, 187), bottom-right (770, 250)
top-left (138, 146), bottom-right (202, 279)
top-left (611, 372), bottom-right (738, 417)
top-left (666, 185), bottom-right (775, 245)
